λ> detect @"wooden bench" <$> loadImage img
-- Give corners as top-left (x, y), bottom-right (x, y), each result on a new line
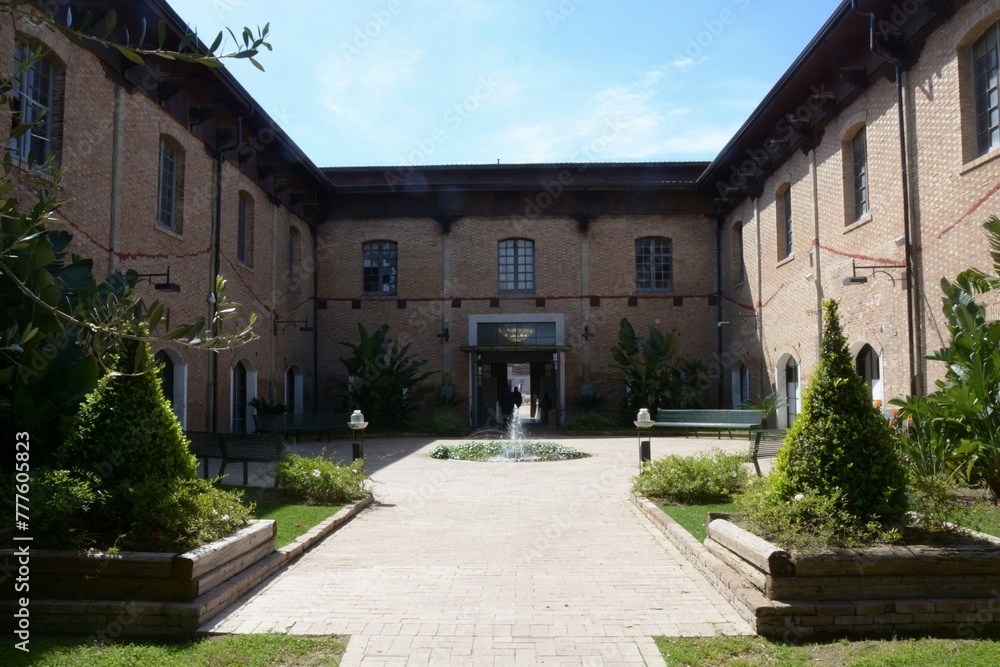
top-left (185, 431), bottom-right (224, 479)
top-left (749, 428), bottom-right (786, 476)
top-left (218, 433), bottom-right (287, 486)
top-left (254, 412), bottom-right (353, 442)
top-left (652, 409), bottom-right (764, 438)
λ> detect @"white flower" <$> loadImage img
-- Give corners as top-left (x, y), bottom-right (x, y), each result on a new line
top-left (312, 469), bottom-right (321, 477)
top-left (221, 514), bottom-right (230, 521)
top-left (794, 493), bottom-right (805, 501)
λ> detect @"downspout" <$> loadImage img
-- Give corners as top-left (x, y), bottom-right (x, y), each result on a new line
top-left (107, 81), bottom-right (127, 276)
top-left (715, 212), bottom-right (725, 407)
top-left (311, 220), bottom-right (320, 413)
top-left (207, 148), bottom-right (223, 432)
top-left (754, 197), bottom-right (765, 397)
top-left (851, 0), bottom-right (918, 396)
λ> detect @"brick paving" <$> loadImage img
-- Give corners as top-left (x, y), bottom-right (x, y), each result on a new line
top-left (202, 434), bottom-right (753, 665)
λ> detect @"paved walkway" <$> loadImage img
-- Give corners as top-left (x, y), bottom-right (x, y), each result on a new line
top-left (202, 435), bottom-right (754, 665)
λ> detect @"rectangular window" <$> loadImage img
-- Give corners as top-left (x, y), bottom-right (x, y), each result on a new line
top-left (852, 128), bottom-right (869, 221)
top-left (157, 139), bottom-right (179, 232)
top-left (288, 229), bottom-right (300, 288)
top-left (363, 241), bottom-right (398, 295)
top-left (974, 24), bottom-right (1000, 157)
top-left (499, 239), bottom-right (534, 293)
top-left (777, 187), bottom-right (793, 260)
top-left (635, 237), bottom-right (672, 292)
top-left (12, 42), bottom-right (54, 166)
top-left (237, 195), bottom-right (250, 265)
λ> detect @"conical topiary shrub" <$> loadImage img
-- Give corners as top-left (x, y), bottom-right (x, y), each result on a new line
top-left (56, 336), bottom-right (206, 548)
top-left (772, 299), bottom-right (908, 529)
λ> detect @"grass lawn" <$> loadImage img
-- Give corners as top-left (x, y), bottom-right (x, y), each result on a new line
top-left (965, 500), bottom-right (1000, 539)
top-left (0, 634), bottom-right (346, 666)
top-left (657, 636), bottom-right (1000, 666)
top-left (236, 487), bottom-right (343, 549)
top-left (661, 502), bottom-right (735, 542)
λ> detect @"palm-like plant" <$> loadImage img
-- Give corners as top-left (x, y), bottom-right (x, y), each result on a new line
top-left (893, 217), bottom-right (1000, 498)
top-left (610, 318), bottom-right (706, 421)
top-left (333, 323), bottom-right (436, 429)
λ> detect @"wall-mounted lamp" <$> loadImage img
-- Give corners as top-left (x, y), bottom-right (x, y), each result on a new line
top-left (135, 266), bottom-right (181, 292)
top-left (582, 324), bottom-right (594, 341)
top-left (273, 317), bottom-right (313, 334)
top-left (437, 327), bottom-right (450, 343)
top-left (843, 259), bottom-right (907, 286)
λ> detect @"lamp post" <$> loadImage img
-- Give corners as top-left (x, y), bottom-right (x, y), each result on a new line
top-left (634, 408), bottom-right (654, 465)
top-left (348, 410), bottom-right (368, 461)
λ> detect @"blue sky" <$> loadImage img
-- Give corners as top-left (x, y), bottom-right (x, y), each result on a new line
top-left (166, 0), bottom-right (843, 167)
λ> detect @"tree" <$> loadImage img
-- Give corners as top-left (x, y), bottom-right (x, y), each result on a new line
top-left (333, 323), bottom-right (436, 429)
top-left (773, 299), bottom-right (908, 528)
top-left (610, 317), bottom-right (707, 422)
top-left (0, 2), bottom-right (268, 462)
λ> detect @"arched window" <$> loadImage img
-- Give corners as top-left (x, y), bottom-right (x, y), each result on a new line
top-left (856, 344), bottom-right (882, 404)
top-left (731, 362), bottom-right (750, 408)
top-left (155, 349), bottom-right (187, 428)
top-left (285, 366), bottom-right (304, 414)
top-left (231, 361), bottom-right (257, 433)
top-left (363, 240), bottom-right (398, 295)
top-left (635, 237), bottom-right (672, 292)
top-left (499, 238), bottom-right (535, 294)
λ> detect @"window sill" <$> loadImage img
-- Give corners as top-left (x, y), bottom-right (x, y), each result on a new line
top-left (635, 289), bottom-right (674, 295)
top-left (361, 293), bottom-right (399, 299)
top-left (960, 148), bottom-right (1000, 175)
top-left (776, 254), bottom-right (795, 268)
top-left (844, 212), bottom-right (873, 233)
top-left (155, 224), bottom-right (184, 240)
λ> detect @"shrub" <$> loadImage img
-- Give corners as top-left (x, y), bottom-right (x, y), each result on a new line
top-left (735, 476), bottom-right (900, 550)
top-left (50, 337), bottom-right (252, 551)
top-left (18, 469), bottom-right (105, 549)
top-left (632, 448), bottom-right (749, 504)
top-left (562, 412), bottom-right (614, 432)
top-left (772, 300), bottom-right (908, 529)
top-left (124, 478), bottom-right (254, 552)
top-left (277, 453), bottom-right (370, 504)
top-left (429, 441), bottom-right (586, 461)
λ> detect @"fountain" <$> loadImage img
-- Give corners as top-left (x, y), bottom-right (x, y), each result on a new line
top-left (428, 412), bottom-right (589, 462)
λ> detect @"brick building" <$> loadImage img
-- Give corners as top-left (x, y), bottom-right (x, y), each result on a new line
top-left (6, 0), bottom-right (1000, 430)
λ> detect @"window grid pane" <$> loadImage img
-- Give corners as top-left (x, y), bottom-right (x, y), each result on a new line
top-left (783, 188), bottom-right (793, 258)
top-left (635, 237), bottom-right (672, 292)
top-left (363, 241), bottom-right (398, 295)
top-left (852, 128), bottom-right (869, 220)
top-left (237, 197), bottom-right (248, 264)
top-left (157, 141), bottom-right (177, 231)
top-left (13, 43), bottom-right (53, 165)
top-left (499, 239), bottom-right (534, 293)
top-left (975, 25), bottom-right (1000, 156)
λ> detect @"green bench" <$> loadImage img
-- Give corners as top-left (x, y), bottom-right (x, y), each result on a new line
top-left (185, 430), bottom-right (224, 479)
top-left (652, 409), bottom-right (764, 438)
top-left (185, 431), bottom-right (287, 486)
top-left (749, 428), bottom-right (786, 476)
top-left (254, 412), bottom-right (353, 442)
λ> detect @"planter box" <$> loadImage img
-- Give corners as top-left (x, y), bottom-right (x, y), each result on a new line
top-left (0, 496), bottom-right (371, 637)
top-left (633, 496), bottom-right (1000, 640)
top-left (1, 520), bottom-right (276, 603)
top-left (704, 515), bottom-right (1000, 639)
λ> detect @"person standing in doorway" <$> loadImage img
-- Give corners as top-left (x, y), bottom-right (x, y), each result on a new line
top-left (499, 385), bottom-right (516, 429)
top-left (512, 386), bottom-right (523, 418)
top-left (539, 392), bottom-right (552, 425)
